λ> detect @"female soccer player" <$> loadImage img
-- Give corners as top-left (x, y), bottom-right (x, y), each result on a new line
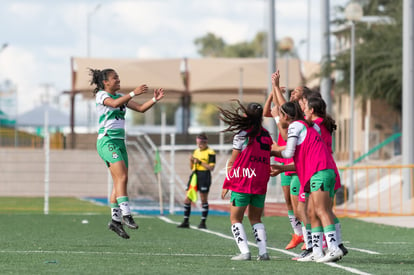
top-left (272, 101), bottom-right (344, 263)
top-left (220, 101), bottom-right (274, 261)
top-left (89, 68), bottom-right (164, 239)
top-left (303, 96), bottom-right (348, 257)
top-left (263, 75), bottom-right (304, 251)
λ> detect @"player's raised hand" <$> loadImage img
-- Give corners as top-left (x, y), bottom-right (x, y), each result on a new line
top-left (132, 84), bottom-right (148, 96)
top-left (153, 88), bottom-right (165, 102)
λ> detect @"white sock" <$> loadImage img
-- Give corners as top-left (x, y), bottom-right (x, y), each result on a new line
top-left (252, 223), bottom-right (267, 255)
top-left (232, 223), bottom-right (250, 254)
top-left (302, 225), bottom-right (312, 250)
top-left (117, 196), bottom-right (131, 216)
top-left (111, 207), bottom-right (121, 222)
top-left (312, 230), bottom-right (324, 256)
top-left (289, 213), bottom-right (303, 236)
top-left (335, 221), bottom-right (343, 245)
top-left (324, 228), bottom-right (339, 250)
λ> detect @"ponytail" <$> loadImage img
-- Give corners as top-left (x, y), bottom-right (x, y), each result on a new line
top-left (88, 68), bottom-right (115, 95)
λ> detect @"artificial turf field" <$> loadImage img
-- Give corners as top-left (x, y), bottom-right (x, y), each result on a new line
top-left (0, 197), bottom-right (413, 275)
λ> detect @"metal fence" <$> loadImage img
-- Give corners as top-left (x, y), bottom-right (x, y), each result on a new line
top-left (335, 164), bottom-right (414, 216)
top-left (1, 127), bottom-right (413, 217)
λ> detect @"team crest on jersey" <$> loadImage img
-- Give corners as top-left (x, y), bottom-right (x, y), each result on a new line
top-left (112, 152), bottom-right (119, 159)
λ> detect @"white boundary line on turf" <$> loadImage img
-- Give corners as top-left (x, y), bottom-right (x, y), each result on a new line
top-left (158, 216), bottom-right (297, 257)
top-left (347, 247), bottom-right (380, 255)
top-left (159, 216), bottom-right (373, 275)
top-left (376, 241), bottom-right (411, 244)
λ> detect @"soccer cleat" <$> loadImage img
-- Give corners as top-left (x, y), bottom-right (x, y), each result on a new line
top-left (292, 248), bottom-right (312, 260)
top-left (301, 243), bottom-right (306, 250)
top-left (177, 221), bottom-right (190, 228)
top-left (339, 243), bottom-right (348, 256)
top-left (296, 251), bottom-right (324, 262)
top-left (316, 247), bottom-right (344, 263)
top-left (231, 252), bottom-right (251, 261)
top-left (198, 221), bottom-right (207, 229)
top-left (257, 253), bottom-right (270, 261)
top-left (108, 220), bottom-right (130, 239)
top-left (123, 215), bottom-right (139, 229)
top-left (285, 233), bottom-right (304, 250)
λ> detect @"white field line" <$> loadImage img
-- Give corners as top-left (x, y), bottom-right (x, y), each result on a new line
top-left (159, 216), bottom-right (374, 275)
top-left (158, 216), bottom-right (298, 256)
top-left (375, 241), bottom-right (411, 244)
top-left (0, 216), bottom-right (378, 275)
top-left (347, 247), bottom-right (380, 255)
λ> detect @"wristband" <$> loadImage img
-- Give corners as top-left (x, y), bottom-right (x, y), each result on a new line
top-left (274, 116), bottom-right (280, 124)
top-left (152, 97), bottom-right (157, 103)
top-left (129, 91), bottom-right (135, 98)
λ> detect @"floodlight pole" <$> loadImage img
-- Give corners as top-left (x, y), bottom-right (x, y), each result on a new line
top-left (402, 0), bottom-right (414, 200)
top-left (320, 0), bottom-right (332, 114)
top-left (267, 0), bottom-right (276, 139)
top-left (345, 1), bottom-right (363, 203)
top-left (348, 20), bottom-right (356, 202)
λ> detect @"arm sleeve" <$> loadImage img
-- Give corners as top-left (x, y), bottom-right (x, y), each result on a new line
top-left (281, 136), bottom-right (298, 158)
top-left (281, 122), bottom-right (302, 158)
top-left (233, 131), bottom-right (247, 150)
top-left (96, 91), bottom-right (110, 105)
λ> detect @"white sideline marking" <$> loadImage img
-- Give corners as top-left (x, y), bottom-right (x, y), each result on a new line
top-left (158, 216), bottom-right (296, 256)
top-left (159, 216), bottom-right (374, 275)
top-left (324, 263), bottom-right (373, 275)
top-left (376, 241), bottom-right (410, 245)
top-left (347, 247), bottom-right (380, 255)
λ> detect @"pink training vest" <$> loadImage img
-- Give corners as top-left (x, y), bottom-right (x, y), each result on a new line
top-left (313, 118), bottom-right (341, 190)
top-left (293, 121), bottom-right (338, 188)
top-left (314, 117), bottom-right (332, 154)
top-left (223, 128), bottom-right (273, 195)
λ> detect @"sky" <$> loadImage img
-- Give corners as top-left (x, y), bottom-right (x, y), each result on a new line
top-left (0, 0), bottom-right (348, 123)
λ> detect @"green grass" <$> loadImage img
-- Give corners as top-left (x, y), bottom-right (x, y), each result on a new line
top-left (0, 197), bottom-right (108, 214)
top-left (0, 197), bottom-right (413, 274)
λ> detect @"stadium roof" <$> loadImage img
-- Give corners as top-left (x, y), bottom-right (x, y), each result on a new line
top-left (70, 57), bottom-right (304, 103)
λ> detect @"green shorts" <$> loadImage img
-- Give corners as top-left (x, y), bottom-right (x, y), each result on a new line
top-left (290, 174), bottom-right (301, 196)
top-left (96, 137), bottom-right (128, 168)
top-left (310, 169), bottom-right (335, 198)
top-left (230, 191), bottom-right (266, 208)
top-left (280, 173), bottom-right (292, 187)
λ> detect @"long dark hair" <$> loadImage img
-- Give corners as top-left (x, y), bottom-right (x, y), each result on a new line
top-left (89, 68), bottom-right (115, 95)
top-left (218, 100), bottom-right (263, 139)
top-left (280, 101), bottom-right (313, 127)
top-left (302, 89), bottom-right (321, 100)
top-left (307, 96), bottom-right (337, 134)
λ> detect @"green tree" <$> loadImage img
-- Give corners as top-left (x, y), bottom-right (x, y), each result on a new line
top-left (333, 0), bottom-right (402, 111)
top-left (194, 31), bottom-right (296, 58)
top-left (194, 32), bottom-right (225, 57)
top-left (196, 103), bottom-right (220, 126)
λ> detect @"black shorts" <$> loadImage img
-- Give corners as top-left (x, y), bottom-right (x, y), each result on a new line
top-left (187, 170), bottom-right (212, 193)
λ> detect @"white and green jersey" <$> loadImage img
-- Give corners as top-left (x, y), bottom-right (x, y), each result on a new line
top-left (96, 90), bottom-right (127, 140)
